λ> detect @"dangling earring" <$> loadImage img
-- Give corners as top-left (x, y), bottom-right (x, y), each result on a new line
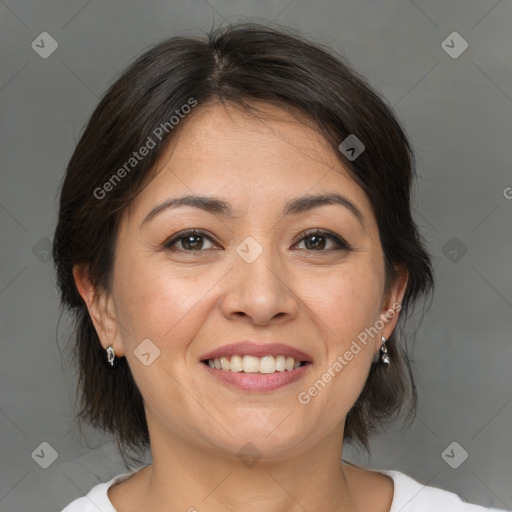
top-left (106, 345), bottom-right (116, 366)
top-left (379, 336), bottom-right (390, 365)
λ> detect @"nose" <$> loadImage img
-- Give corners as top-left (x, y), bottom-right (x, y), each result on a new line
top-left (220, 245), bottom-right (299, 326)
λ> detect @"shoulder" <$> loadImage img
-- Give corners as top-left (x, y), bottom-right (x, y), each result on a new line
top-left (382, 469), bottom-right (507, 512)
top-left (60, 470), bottom-right (135, 512)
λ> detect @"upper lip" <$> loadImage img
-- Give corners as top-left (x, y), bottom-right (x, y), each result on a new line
top-left (200, 341), bottom-right (313, 363)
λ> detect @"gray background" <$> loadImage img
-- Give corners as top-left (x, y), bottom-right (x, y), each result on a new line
top-left (1, 0), bottom-right (511, 510)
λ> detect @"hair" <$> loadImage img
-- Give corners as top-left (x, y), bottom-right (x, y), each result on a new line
top-left (53, 22), bottom-right (434, 462)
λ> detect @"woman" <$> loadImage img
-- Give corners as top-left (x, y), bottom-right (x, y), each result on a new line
top-left (54, 23), bottom-right (505, 511)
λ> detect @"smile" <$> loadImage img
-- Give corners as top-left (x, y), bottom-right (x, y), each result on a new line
top-left (202, 354), bottom-right (308, 373)
top-left (201, 356), bottom-right (312, 392)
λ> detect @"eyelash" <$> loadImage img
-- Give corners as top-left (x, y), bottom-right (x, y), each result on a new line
top-left (163, 228), bottom-right (352, 253)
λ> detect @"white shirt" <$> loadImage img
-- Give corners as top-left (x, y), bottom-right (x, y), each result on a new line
top-left (61, 466), bottom-right (506, 512)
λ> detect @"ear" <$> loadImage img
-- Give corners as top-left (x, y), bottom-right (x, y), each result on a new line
top-left (374, 265), bottom-right (409, 354)
top-left (72, 264), bottom-right (125, 357)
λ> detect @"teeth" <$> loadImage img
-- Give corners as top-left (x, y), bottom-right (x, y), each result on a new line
top-left (259, 355), bottom-right (275, 374)
top-left (208, 355), bottom-right (306, 373)
top-left (230, 355), bottom-right (243, 372)
top-left (275, 355), bottom-right (286, 372)
top-left (243, 355), bottom-right (261, 373)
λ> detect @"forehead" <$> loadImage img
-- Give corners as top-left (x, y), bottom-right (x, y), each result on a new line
top-left (124, 102), bottom-right (372, 223)
top-left (165, 102), bottom-right (342, 177)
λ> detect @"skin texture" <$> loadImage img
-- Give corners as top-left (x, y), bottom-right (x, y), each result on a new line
top-left (74, 102), bottom-right (407, 512)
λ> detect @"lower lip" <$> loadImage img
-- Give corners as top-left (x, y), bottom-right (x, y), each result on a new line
top-left (201, 362), bottom-right (312, 392)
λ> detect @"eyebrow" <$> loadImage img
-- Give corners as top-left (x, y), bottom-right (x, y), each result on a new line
top-left (140, 193), bottom-right (364, 228)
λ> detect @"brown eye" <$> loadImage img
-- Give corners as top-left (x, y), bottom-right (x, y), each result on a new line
top-left (303, 233), bottom-right (327, 250)
top-left (180, 234), bottom-right (206, 250)
top-left (294, 230), bottom-right (351, 251)
top-left (164, 230), bottom-right (218, 251)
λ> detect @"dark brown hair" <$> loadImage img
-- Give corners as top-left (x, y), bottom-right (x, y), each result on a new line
top-left (53, 22), bottom-right (434, 461)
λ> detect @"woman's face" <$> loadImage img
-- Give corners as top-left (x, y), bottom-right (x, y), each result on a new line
top-left (85, 103), bottom-right (406, 460)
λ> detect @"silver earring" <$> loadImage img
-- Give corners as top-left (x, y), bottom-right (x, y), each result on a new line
top-left (106, 345), bottom-right (116, 366)
top-left (379, 336), bottom-right (390, 365)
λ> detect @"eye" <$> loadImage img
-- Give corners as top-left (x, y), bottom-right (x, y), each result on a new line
top-left (163, 228), bottom-right (351, 253)
top-left (292, 230), bottom-right (351, 251)
top-left (164, 229), bottom-right (220, 252)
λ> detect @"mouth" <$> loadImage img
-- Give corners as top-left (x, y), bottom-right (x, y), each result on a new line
top-left (200, 355), bottom-right (312, 393)
top-left (198, 342), bottom-right (313, 392)
top-left (201, 355), bottom-right (311, 374)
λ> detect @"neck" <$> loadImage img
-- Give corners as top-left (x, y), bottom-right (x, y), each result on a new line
top-left (130, 422), bottom-right (359, 512)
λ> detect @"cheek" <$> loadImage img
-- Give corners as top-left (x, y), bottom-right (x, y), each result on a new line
top-left (301, 262), bottom-right (384, 348)
top-left (297, 267), bottom-right (384, 421)
top-left (112, 252), bottom-right (202, 346)
top-left (111, 257), bottom-right (211, 405)
top-left (112, 251), bottom-right (228, 370)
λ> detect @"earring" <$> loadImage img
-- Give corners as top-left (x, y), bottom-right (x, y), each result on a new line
top-left (379, 336), bottom-right (390, 365)
top-left (106, 345), bottom-right (116, 366)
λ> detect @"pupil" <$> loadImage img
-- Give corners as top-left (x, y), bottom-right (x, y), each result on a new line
top-left (307, 235), bottom-right (325, 250)
top-left (184, 235), bottom-right (202, 250)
